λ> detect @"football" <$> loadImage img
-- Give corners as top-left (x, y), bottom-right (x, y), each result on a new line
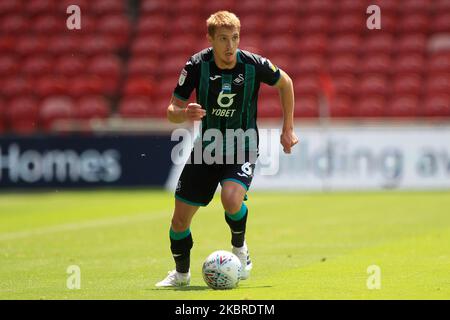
top-left (202, 250), bottom-right (242, 290)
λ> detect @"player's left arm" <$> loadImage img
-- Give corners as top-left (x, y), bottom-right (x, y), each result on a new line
top-left (274, 69), bottom-right (299, 154)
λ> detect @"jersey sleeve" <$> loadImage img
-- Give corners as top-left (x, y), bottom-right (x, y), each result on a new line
top-left (255, 56), bottom-right (281, 86)
top-left (173, 57), bottom-right (199, 101)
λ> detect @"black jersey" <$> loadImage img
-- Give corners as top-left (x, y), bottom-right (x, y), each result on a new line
top-left (173, 48), bottom-right (281, 154)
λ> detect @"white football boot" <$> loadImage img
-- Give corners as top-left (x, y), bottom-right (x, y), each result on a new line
top-left (155, 270), bottom-right (190, 287)
top-left (232, 241), bottom-right (253, 280)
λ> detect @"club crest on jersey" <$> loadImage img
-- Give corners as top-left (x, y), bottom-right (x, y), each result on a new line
top-left (178, 69), bottom-right (187, 86)
top-left (233, 74), bottom-right (244, 85)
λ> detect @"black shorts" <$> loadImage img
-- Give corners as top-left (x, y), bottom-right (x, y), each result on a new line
top-left (175, 151), bottom-right (257, 207)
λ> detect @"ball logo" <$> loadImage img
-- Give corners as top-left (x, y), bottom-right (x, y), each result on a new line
top-left (217, 90), bottom-right (236, 108)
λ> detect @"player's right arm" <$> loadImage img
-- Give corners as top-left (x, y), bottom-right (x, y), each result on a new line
top-left (167, 98), bottom-right (206, 123)
top-left (167, 56), bottom-right (205, 123)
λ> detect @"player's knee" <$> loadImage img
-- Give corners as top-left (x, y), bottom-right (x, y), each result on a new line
top-left (221, 194), bottom-right (243, 214)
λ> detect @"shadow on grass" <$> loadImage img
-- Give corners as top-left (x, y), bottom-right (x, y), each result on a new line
top-left (148, 285), bottom-right (273, 292)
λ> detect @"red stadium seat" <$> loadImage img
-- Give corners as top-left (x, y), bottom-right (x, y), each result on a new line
top-left (157, 77), bottom-right (178, 99)
top-left (259, 84), bottom-right (278, 100)
top-left (69, 75), bottom-right (105, 97)
top-left (360, 53), bottom-right (392, 74)
top-left (386, 95), bottom-right (420, 117)
top-left (331, 74), bottom-right (357, 97)
top-left (258, 96), bottom-right (283, 118)
top-left (264, 15), bottom-right (298, 35)
top-left (16, 35), bottom-right (49, 56)
top-left (433, 0), bottom-right (450, 11)
top-left (54, 55), bottom-right (87, 77)
top-left (165, 35), bottom-right (200, 56)
top-left (0, 0), bottom-right (22, 15)
top-left (332, 14), bottom-right (365, 34)
top-left (25, 0), bottom-right (56, 16)
top-left (328, 54), bottom-right (359, 75)
top-left (303, 0), bottom-right (336, 15)
top-left (123, 77), bottom-right (157, 98)
top-left (376, 13), bottom-right (397, 33)
top-left (393, 54), bottom-right (425, 74)
top-left (76, 96), bottom-right (110, 120)
top-left (137, 14), bottom-right (167, 34)
top-left (97, 14), bottom-right (131, 38)
top-left (6, 97), bottom-right (40, 134)
top-left (0, 35), bottom-right (15, 54)
top-left (338, 0), bottom-right (368, 13)
top-left (159, 55), bottom-right (191, 77)
top-left (358, 75), bottom-right (389, 97)
top-left (97, 14), bottom-right (131, 46)
top-left (169, 0), bottom-right (202, 15)
top-left (356, 95), bottom-right (386, 117)
top-left (57, 0), bottom-right (89, 12)
top-left (392, 74), bottom-right (423, 96)
top-left (35, 75), bottom-right (70, 98)
top-left (235, 0), bottom-right (264, 16)
top-left (402, 0), bottom-right (433, 13)
top-left (21, 56), bottom-right (53, 77)
top-left (428, 54), bottom-right (450, 73)
top-left (40, 96), bottom-right (76, 131)
top-left (91, 0), bottom-right (126, 15)
top-left (264, 35), bottom-right (296, 56)
top-left (294, 76), bottom-right (321, 97)
top-left (0, 15), bottom-right (28, 34)
top-left (426, 74), bottom-right (450, 95)
top-left (269, 54), bottom-right (292, 72)
top-left (81, 35), bottom-right (116, 56)
top-left (296, 34), bottom-right (328, 55)
top-left (291, 55), bottom-right (324, 75)
top-left (239, 15), bottom-right (264, 35)
top-left (270, 0), bottom-right (301, 15)
top-left (239, 35), bottom-right (262, 53)
top-left (118, 96), bottom-right (156, 118)
top-left (423, 94), bottom-right (450, 117)
top-left (88, 55), bottom-right (122, 78)
top-left (398, 14), bottom-right (430, 34)
top-left (363, 34), bottom-right (394, 54)
top-left (169, 15), bottom-right (204, 36)
top-left (300, 15), bottom-right (330, 34)
top-left (430, 13), bottom-right (450, 33)
top-left (0, 56), bottom-right (18, 77)
top-left (328, 35), bottom-right (361, 54)
top-left (46, 35), bottom-right (81, 56)
top-left (395, 34), bottom-right (427, 54)
top-left (201, 1), bottom-right (237, 16)
top-left (295, 95), bottom-right (319, 118)
top-left (2, 77), bottom-right (33, 99)
top-left (329, 95), bottom-right (353, 118)
top-left (140, 0), bottom-right (169, 14)
top-left (128, 56), bottom-right (159, 77)
top-left (131, 35), bottom-right (164, 56)
top-left (33, 15), bottom-right (64, 34)
top-left (370, 0), bottom-right (399, 14)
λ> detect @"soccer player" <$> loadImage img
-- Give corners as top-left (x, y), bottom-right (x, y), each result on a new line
top-left (156, 11), bottom-right (298, 287)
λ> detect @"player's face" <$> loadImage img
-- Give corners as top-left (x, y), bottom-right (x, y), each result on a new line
top-left (208, 27), bottom-right (240, 67)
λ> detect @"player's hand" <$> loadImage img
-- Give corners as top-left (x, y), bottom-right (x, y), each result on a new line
top-left (280, 129), bottom-right (299, 154)
top-left (185, 103), bottom-right (206, 121)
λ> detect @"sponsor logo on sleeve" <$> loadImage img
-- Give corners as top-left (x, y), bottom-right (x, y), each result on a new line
top-left (178, 69), bottom-right (187, 86)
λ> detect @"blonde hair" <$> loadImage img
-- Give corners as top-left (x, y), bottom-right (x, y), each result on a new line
top-left (206, 11), bottom-right (241, 37)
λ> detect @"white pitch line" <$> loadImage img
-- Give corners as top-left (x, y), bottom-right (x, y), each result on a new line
top-left (0, 210), bottom-right (170, 242)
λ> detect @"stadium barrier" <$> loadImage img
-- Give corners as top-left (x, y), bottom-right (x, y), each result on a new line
top-left (0, 135), bottom-right (177, 189)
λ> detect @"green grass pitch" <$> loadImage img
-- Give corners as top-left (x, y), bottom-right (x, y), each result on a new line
top-left (0, 190), bottom-right (449, 299)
